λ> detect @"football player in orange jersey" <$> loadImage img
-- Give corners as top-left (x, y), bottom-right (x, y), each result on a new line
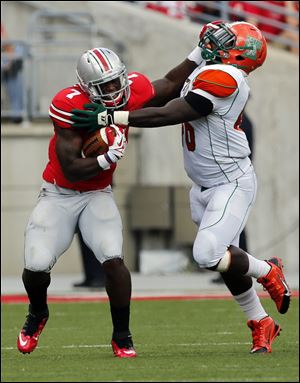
top-left (17, 45), bottom-right (202, 358)
top-left (72, 21), bottom-right (291, 354)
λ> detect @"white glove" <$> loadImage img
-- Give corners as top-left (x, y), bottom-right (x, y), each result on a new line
top-left (97, 125), bottom-right (127, 170)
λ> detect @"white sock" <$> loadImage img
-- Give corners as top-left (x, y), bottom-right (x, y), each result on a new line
top-left (234, 286), bottom-right (268, 321)
top-left (245, 253), bottom-right (271, 278)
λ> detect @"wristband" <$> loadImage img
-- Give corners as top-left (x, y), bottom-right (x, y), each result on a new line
top-left (97, 154), bottom-right (111, 170)
top-left (187, 46), bottom-right (204, 66)
top-left (97, 110), bottom-right (109, 126)
top-left (97, 150), bottom-right (121, 170)
top-left (113, 111), bottom-right (129, 126)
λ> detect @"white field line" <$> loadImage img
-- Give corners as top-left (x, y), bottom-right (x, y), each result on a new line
top-left (2, 342), bottom-right (250, 350)
top-left (2, 340), bottom-right (298, 350)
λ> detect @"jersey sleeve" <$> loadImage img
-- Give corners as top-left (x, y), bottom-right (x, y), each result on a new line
top-left (127, 72), bottom-right (156, 110)
top-left (49, 86), bottom-right (87, 129)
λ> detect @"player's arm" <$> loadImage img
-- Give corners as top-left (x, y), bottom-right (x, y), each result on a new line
top-left (56, 125), bottom-right (127, 182)
top-left (144, 36), bottom-right (205, 107)
top-left (129, 97), bottom-right (200, 127)
top-left (145, 59), bottom-right (198, 107)
top-left (55, 126), bottom-right (103, 182)
top-left (130, 69), bottom-right (239, 127)
top-left (71, 93), bottom-right (213, 129)
top-left (125, 93), bottom-right (213, 127)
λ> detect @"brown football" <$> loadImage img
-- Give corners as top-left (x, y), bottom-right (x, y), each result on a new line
top-left (82, 127), bottom-right (116, 158)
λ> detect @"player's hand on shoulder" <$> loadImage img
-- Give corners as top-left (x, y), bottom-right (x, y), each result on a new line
top-left (71, 103), bottom-right (112, 132)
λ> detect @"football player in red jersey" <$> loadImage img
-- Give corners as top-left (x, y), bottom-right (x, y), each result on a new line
top-left (71, 22), bottom-right (291, 354)
top-left (17, 46), bottom-right (201, 357)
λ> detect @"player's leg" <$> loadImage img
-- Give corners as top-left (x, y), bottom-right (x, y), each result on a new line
top-left (191, 183), bottom-right (265, 322)
top-left (79, 188), bottom-right (136, 358)
top-left (218, 167), bottom-right (291, 314)
top-left (225, 244), bottom-right (291, 314)
top-left (219, 269), bottom-right (281, 353)
top-left (18, 184), bottom-right (77, 354)
top-left (192, 169), bottom-right (281, 352)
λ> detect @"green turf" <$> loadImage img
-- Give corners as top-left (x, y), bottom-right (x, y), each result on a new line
top-left (1, 298), bottom-right (299, 382)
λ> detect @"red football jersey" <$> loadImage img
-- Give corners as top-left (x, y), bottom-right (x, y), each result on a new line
top-left (44, 72), bottom-right (155, 191)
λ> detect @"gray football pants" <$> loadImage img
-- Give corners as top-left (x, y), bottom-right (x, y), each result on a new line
top-left (24, 181), bottom-right (123, 272)
top-left (190, 165), bottom-right (257, 268)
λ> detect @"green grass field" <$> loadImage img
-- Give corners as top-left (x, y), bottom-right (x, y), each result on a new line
top-left (1, 298), bottom-right (299, 382)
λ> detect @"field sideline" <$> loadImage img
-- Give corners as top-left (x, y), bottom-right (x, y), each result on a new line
top-left (1, 297), bottom-right (299, 382)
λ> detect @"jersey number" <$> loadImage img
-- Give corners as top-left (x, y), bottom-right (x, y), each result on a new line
top-left (66, 89), bottom-right (81, 99)
top-left (182, 122), bottom-right (195, 151)
top-left (128, 73), bottom-right (138, 86)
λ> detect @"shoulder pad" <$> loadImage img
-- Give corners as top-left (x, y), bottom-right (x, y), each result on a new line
top-left (49, 85), bottom-right (87, 128)
top-left (192, 69), bottom-right (238, 98)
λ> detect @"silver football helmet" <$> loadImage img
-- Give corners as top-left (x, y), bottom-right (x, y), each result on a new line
top-left (76, 47), bottom-right (130, 109)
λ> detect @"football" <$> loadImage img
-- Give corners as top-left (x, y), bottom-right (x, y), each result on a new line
top-left (82, 127), bottom-right (116, 158)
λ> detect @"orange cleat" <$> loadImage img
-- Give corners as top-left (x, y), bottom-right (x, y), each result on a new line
top-left (247, 316), bottom-right (281, 353)
top-left (257, 257), bottom-right (291, 314)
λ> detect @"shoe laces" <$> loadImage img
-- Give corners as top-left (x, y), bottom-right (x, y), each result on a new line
top-left (261, 269), bottom-right (285, 299)
top-left (249, 321), bottom-right (267, 348)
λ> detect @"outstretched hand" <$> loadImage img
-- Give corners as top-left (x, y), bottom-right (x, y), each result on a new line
top-left (71, 103), bottom-right (110, 132)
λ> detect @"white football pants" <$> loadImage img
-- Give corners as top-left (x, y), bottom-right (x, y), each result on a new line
top-left (190, 165), bottom-right (257, 268)
top-left (24, 181), bottom-right (123, 272)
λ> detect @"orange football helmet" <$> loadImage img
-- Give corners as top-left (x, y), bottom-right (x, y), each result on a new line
top-left (199, 21), bottom-right (267, 74)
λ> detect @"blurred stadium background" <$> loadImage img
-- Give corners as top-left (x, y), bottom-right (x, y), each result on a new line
top-left (1, 1), bottom-right (299, 294)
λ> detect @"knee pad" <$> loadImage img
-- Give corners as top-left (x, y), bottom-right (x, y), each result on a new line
top-left (193, 230), bottom-right (218, 268)
top-left (215, 250), bottom-right (231, 272)
top-left (25, 246), bottom-right (55, 272)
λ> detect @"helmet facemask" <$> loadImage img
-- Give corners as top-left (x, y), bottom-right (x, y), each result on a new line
top-left (199, 22), bottom-right (236, 62)
top-left (85, 67), bottom-right (130, 109)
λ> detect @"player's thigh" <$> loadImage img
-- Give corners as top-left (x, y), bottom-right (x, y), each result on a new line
top-left (189, 184), bottom-right (206, 226)
top-left (194, 181), bottom-right (255, 267)
top-left (78, 191), bottom-right (123, 263)
top-left (230, 170), bottom-right (257, 247)
top-left (24, 198), bottom-right (76, 272)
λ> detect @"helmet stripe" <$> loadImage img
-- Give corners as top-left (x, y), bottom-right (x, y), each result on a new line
top-left (91, 49), bottom-right (112, 72)
top-left (100, 49), bottom-right (114, 70)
